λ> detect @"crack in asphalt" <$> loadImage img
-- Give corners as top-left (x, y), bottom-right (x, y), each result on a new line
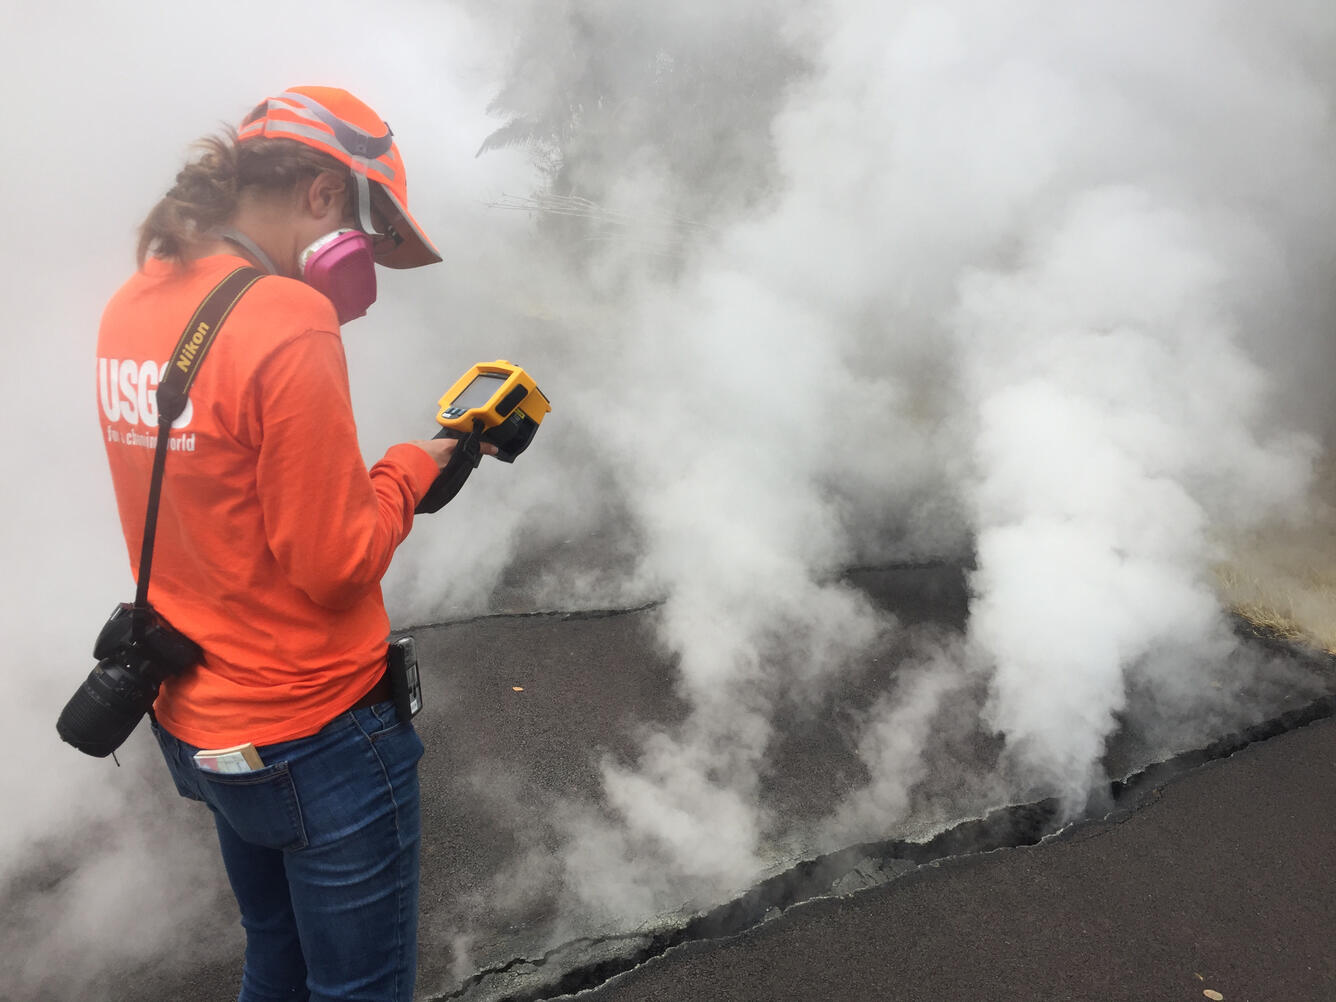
top-left (403, 601), bottom-right (663, 633)
top-left (434, 681), bottom-right (1336, 1002)
top-left (404, 556), bottom-right (970, 635)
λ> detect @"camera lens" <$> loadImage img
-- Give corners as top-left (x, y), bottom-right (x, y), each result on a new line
top-left (56, 657), bottom-right (161, 758)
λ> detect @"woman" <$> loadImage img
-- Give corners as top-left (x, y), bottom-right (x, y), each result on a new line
top-left (97, 86), bottom-right (475, 1001)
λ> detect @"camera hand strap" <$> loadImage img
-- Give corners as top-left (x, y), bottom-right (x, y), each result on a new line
top-left (133, 267), bottom-right (263, 628)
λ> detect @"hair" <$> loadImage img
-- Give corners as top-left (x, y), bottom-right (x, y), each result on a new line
top-left (137, 128), bottom-right (349, 267)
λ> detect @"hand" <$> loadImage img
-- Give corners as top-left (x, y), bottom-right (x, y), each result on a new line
top-left (406, 437), bottom-right (498, 470)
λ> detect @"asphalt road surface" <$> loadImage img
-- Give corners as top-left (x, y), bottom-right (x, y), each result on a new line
top-left (30, 566), bottom-right (1336, 1002)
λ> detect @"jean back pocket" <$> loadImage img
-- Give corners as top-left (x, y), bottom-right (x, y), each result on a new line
top-left (198, 762), bottom-right (308, 851)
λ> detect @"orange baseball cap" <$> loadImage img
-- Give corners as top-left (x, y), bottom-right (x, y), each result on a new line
top-left (238, 86), bottom-right (442, 269)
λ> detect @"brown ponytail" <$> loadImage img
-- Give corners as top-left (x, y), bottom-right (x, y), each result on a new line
top-left (137, 128), bottom-right (348, 268)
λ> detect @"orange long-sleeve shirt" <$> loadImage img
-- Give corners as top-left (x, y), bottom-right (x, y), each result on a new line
top-left (96, 254), bottom-right (439, 747)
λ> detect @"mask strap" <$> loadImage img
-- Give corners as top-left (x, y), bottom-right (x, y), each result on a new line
top-left (351, 170), bottom-right (380, 237)
top-left (217, 229), bottom-right (279, 276)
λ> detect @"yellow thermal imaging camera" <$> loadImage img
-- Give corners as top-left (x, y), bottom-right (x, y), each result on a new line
top-left (416, 360), bottom-right (551, 513)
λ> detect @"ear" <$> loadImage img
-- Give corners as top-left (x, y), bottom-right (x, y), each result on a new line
top-left (304, 170), bottom-right (349, 224)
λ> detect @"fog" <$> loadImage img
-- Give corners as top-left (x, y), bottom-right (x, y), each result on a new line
top-left (3, 0), bottom-right (1334, 996)
top-left (1, 3), bottom-right (536, 995)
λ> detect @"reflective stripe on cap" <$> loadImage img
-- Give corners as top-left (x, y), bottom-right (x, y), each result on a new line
top-left (238, 86), bottom-right (441, 268)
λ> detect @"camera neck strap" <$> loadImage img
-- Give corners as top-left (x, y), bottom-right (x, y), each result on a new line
top-left (133, 266), bottom-right (263, 622)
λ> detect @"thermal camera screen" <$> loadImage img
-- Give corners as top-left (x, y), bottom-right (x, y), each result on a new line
top-left (451, 373), bottom-right (508, 412)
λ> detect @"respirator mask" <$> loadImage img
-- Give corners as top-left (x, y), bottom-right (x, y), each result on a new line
top-left (299, 228), bottom-right (377, 324)
top-left (217, 224), bottom-right (379, 325)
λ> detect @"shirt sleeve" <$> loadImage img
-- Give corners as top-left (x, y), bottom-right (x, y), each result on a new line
top-left (253, 329), bottom-right (441, 609)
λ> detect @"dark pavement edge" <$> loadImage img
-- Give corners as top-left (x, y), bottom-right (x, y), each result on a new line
top-left (580, 712), bottom-right (1336, 1002)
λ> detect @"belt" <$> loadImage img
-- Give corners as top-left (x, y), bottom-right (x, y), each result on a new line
top-left (350, 667), bottom-right (393, 711)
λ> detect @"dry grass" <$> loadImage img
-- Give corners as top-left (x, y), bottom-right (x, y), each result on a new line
top-left (1214, 465), bottom-right (1336, 656)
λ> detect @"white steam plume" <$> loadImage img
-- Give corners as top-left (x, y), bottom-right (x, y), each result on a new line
top-left (466, 0), bottom-right (1334, 929)
top-left (961, 188), bottom-right (1317, 803)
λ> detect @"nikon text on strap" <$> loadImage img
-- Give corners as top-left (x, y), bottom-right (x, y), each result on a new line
top-left (133, 267), bottom-right (262, 630)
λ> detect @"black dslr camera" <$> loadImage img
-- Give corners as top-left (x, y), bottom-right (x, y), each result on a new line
top-left (56, 603), bottom-right (201, 757)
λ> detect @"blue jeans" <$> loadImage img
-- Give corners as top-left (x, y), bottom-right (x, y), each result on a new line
top-left (153, 702), bottom-right (424, 1002)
